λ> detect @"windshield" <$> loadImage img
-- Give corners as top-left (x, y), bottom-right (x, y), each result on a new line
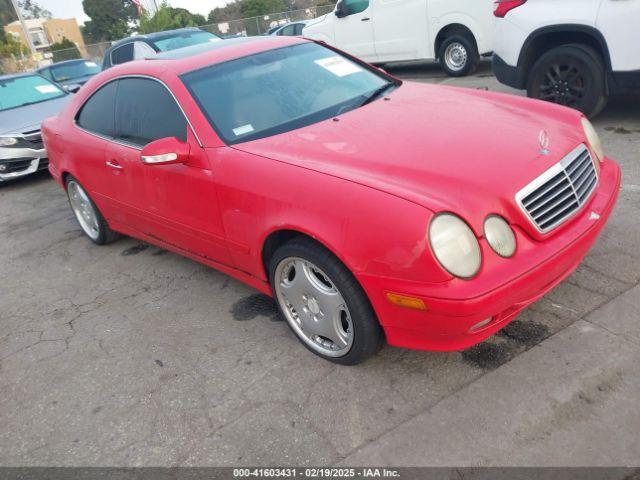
top-left (0, 75), bottom-right (65, 111)
top-left (151, 31), bottom-right (221, 52)
top-left (50, 60), bottom-right (101, 82)
top-left (181, 42), bottom-right (394, 144)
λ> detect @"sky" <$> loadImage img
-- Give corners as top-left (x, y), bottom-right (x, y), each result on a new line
top-left (37, 0), bottom-right (229, 25)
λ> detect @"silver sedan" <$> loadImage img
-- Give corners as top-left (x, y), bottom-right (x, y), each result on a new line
top-left (0, 73), bottom-right (72, 183)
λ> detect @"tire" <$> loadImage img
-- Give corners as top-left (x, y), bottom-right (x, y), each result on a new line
top-left (527, 44), bottom-right (608, 118)
top-left (269, 237), bottom-right (384, 365)
top-left (438, 34), bottom-right (479, 77)
top-left (65, 175), bottom-right (120, 245)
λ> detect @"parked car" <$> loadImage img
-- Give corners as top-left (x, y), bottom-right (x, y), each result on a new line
top-left (37, 59), bottom-right (102, 90)
top-left (492, 0), bottom-right (640, 118)
top-left (43, 37), bottom-right (620, 364)
top-left (0, 73), bottom-right (72, 183)
top-left (303, 0), bottom-right (494, 76)
top-left (102, 27), bottom-right (222, 69)
top-left (268, 20), bottom-right (310, 37)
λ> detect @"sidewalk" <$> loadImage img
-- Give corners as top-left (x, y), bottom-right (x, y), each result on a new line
top-left (341, 286), bottom-right (640, 466)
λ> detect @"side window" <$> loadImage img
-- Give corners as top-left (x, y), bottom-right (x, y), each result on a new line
top-left (343, 0), bottom-right (369, 15)
top-left (110, 43), bottom-right (134, 66)
top-left (294, 24), bottom-right (305, 35)
top-left (114, 78), bottom-right (188, 147)
top-left (76, 80), bottom-right (118, 137)
top-left (39, 69), bottom-right (53, 81)
top-left (278, 25), bottom-right (296, 36)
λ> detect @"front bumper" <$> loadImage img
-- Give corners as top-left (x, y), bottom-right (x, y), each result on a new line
top-left (0, 146), bottom-right (48, 182)
top-left (358, 159), bottom-right (621, 352)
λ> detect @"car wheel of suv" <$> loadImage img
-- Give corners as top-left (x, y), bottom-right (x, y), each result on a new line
top-left (438, 34), bottom-right (479, 77)
top-left (527, 44), bottom-right (608, 118)
top-left (269, 237), bottom-right (383, 365)
top-left (66, 175), bottom-right (120, 245)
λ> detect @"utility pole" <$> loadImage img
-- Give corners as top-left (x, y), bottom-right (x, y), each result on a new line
top-left (9, 0), bottom-right (37, 58)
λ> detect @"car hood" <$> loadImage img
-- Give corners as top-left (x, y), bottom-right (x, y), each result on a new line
top-left (0, 94), bottom-right (72, 135)
top-left (232, 82), bottom-right (586, 237)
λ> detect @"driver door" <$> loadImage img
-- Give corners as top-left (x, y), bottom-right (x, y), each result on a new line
top-left (334, 0), bottom-right (377, 62)
top-left (106, 76), bottom-right (232, 266)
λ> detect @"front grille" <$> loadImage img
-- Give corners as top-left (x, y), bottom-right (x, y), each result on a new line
top-left (516, 144), bottom-right (598, 233)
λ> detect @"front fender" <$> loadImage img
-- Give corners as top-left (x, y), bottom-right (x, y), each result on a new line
top-left (211, 147), bottom-right (451, 285)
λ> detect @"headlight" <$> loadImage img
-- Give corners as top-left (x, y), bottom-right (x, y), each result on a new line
top-left (581, 117), bottom-right (604, 163)
top-left (484, 215), bottom-right (516, 258)
top-left (429, 213), bottom-right (482, 279)
top-left (0, 137), bottom-right (18, 147)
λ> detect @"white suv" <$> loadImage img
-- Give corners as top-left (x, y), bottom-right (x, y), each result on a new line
top-left (303, 0), bottom-right (495, 77)
top-left (492, 0), bottom-right (640, 117)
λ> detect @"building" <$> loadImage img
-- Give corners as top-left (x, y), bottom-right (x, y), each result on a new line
top-left (4, 17), bottom-right (86, 56)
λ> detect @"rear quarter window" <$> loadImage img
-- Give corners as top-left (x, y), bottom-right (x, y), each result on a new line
top-left (76, 81), bottom-right (118, 137)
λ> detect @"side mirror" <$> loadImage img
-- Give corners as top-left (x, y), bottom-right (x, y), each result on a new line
top-left (335, 1), bottom-right (347, 18)
top-left (64, 83), bottom-right (82, 93)
top-left (140, 137), bottom-right (190, 166)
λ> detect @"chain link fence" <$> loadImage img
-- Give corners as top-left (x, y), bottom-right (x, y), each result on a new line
top-left (1, 4), bottom-right (335, 73)
top-left (200, 4), bottom-right (335, 38)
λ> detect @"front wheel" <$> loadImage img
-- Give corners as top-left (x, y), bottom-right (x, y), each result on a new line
top-left (527, 44), bottom-right (608, 118)
top-left (66, 175), bottom-right (120, 245)
top-left (438, 34), bottom-right (479, 77)
top-left (269, 237), bottom-right (383, 365)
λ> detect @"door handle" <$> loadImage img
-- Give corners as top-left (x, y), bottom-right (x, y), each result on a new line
top-left (105, 160), bottom-right (123, 170)
top-left (361, 17), bottom-right (370, 21)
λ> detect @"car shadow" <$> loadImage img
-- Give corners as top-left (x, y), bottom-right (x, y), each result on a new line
top-left (597, 95), bottom-right (640, 122)
top-left (0, 170), bottom-right (53, 191)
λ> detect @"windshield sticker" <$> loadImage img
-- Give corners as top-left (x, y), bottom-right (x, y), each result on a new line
top-left (233, 124), bottom-right (255, 136)
top-left (84, 61), bottom-right (98, 67)
top-left (315, 56), bottom-right (362, 77)
top-left (35, 84), bottom-right (59, 94)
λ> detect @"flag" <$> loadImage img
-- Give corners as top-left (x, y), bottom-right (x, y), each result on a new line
top-left (132, 0), bottom-right (145, 16)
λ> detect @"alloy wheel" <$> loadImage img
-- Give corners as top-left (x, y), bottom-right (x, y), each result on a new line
top-left (274, 257), bottom-right (354, 357)
top-left (538, 63), bottom-right (586, 107)
top-left (67, 180), bottom-right (100, 240)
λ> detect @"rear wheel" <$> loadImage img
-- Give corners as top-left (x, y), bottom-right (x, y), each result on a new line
top-left (66, 175), bottom-right (119, 245)
top-left (269, 237), bottom-right (383, 365)
top-left (527, 44), bottom-right (608, 118)
top-left (438, 34), bottom-right (479, 77)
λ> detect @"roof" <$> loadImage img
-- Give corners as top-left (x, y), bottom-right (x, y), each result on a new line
top-left (100, 35), bottom-right (307, 78)
top-left (77, 35), bottom-right (309, 100)
top-left (108, 27), bottom-right (204, 49)
top-left (158, 35), bottom-right (306, 74)
top-left (36, 59), bottom-right (88, 70)
top-left (154, 36), bottom-right (262, 60)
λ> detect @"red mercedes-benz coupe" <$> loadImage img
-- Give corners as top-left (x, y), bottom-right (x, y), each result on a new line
top-left (42, 36), bottom-right (620, 364)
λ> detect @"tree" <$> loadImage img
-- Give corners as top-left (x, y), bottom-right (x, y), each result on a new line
top-left (0, 29), bottom-right (27, 57)
top-left (82, 0), bottom-right (137, 42)
top-left (50, 36), bottom-right (81, 62)
top-left (207, 3), bottom-right (241, 23)
top-left (239, 0), bottom-right (288, 19)
top-left (0, 0), bottom-right (18, 26)
top-left (17, 0), bottom-right (51, 19)
top-left (138, 2), bottom-right (207, 34)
